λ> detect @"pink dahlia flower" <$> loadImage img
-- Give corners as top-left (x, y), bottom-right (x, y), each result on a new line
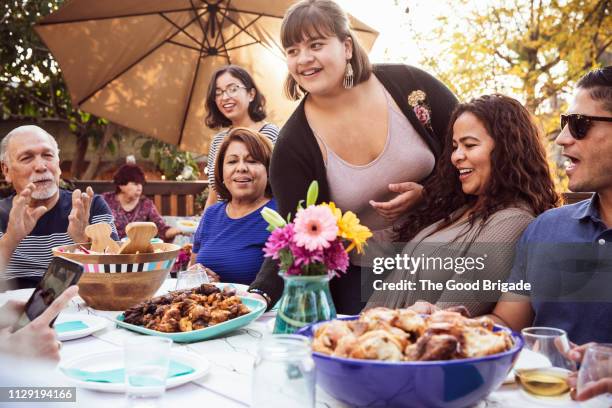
top-left (293, 205), bottom-right (339, 251)
top-left (324, 239), bottom-right (349, 274)
top-left (414, 105), bottom-right (430, 125)
top-left (290, 241), bottom-right (324, 267)
top-left (263, 223), bottom-right (294, 259)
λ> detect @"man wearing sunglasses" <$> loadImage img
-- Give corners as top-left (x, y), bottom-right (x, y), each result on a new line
top-left (557, 76), bottom-right (612, 196)
top-left (488, 66), bottom-right (612, 400)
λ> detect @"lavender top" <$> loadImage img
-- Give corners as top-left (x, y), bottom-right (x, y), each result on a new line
top-left (102, 192), bottom-right (171, 240)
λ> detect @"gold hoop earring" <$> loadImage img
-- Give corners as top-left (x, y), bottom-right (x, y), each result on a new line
top-left (343, 61), bottom-right (354, 89)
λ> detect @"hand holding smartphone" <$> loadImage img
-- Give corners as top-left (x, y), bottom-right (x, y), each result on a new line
top-left (1, 285), bottom-right (78, 362)
top-left (12, 256), bottom-right (84, 332)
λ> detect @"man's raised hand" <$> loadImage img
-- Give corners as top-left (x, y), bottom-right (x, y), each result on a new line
top-left (67, 186), bottom-right (93, 243)
top-left (6, 183), bottom-right (47, 241)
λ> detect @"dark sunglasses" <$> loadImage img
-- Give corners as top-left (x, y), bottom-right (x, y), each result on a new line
top-left (560, 114), bottom-right (612, 140)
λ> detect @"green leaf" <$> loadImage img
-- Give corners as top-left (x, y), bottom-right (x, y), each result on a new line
top-left (261, 206), bottom-right (287, 228)
top-left (141, 141), bottom-right (153, 158)
top-left (23, 103), bottom-right (36, 117)
top-left (107, 140), bottom-right (116, 155)
top-left (303, 262), bottom-right (326, 276)
top-left (306, 180), bottom-right (319, 206)
top-left (279, 249), bottom-right (294, 271)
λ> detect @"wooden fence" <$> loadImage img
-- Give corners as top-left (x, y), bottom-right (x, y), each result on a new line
top-left (73, 180), bottom-right (208, 216)
top-left (76, 186), bottom-right (590, 215)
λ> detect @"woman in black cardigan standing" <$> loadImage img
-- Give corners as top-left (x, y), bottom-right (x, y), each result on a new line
top-left (247, 0), bottom-right (458, 314)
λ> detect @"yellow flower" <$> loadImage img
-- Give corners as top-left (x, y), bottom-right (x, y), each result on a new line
top-left (322, 202), bottom-right (342, 222)
top-left (323, 202), bottom-right (372, 254)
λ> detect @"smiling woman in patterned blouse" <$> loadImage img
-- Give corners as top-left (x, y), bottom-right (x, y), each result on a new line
top-left (102, 164), bottom-right (182, 242)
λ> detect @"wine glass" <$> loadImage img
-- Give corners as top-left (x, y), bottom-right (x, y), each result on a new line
top-left (175, 269), bottom-right (209, 290)
top-left (576, 343), bottom-right (612, 407)
top-left (515, 327), bottom-right (577, 398)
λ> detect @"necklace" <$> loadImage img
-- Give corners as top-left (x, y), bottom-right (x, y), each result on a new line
top-left (225, 197), bottom-right (269, 219)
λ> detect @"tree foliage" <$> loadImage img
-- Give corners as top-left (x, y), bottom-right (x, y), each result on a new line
top-left (404, 0), bottom-right (610, 190)
top-left (0, 0), bottom-right (116, 178)
top-left (140, 139), bottom-right (200, 181)
top-left (411, 0), bottom-right (610, 112)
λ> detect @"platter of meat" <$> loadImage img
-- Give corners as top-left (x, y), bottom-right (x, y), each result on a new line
top-left (114, 284), bottom-right (266, 342)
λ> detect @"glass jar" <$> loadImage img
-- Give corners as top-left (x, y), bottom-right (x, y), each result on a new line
top-left (273, 273), bottom-right (337, 334)
top-left (251, 335), bottom-right (316, 408)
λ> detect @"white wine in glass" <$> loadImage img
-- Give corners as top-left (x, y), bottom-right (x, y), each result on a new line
top-left (517, 327), bottom-right (576, 397)
top-left (515, 367), bottom-right (570, 396)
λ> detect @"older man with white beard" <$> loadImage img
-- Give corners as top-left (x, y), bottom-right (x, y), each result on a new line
top-left (0, 125), bottom-right (117, 289)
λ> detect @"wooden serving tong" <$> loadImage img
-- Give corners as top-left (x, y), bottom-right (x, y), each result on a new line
top-left (85, 223), bottom-right (121, 254)
top-left (118, 222), bottom-right (158, 254)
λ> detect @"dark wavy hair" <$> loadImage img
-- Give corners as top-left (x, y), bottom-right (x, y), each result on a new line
top-left (577, 66), bottom-right (612, 113)
top-left (204, 65), bottom-right (267, 129)
top-left (113, 164), bottom-right (146, 193)
top-left (214, 127), bottom-right (273, 201)
top-left (397, 94), bottom-right (560, 242)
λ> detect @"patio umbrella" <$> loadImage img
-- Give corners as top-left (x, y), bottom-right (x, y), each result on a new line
top-left (34, 0), bottom-right (378, 154)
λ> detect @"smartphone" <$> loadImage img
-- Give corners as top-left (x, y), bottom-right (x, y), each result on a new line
top-left (12, 256), bottom-right (84, 331)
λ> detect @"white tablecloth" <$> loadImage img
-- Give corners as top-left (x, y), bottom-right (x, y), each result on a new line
top-left (0, 280), bottom-right (585, 408)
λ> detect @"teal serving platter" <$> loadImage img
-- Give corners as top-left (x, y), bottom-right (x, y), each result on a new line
top-left (115, 297), bottom-right (266, 343)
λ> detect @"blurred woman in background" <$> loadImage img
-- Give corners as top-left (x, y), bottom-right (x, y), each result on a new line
top-left (102, 164), bottom-right (182, 241)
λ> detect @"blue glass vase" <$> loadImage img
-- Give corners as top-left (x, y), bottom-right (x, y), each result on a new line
top-left (273, 273), bottom-right (337, 334)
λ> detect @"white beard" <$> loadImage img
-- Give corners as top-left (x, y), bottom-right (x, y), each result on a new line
top-left (30, 182), bottom-right (59, 200)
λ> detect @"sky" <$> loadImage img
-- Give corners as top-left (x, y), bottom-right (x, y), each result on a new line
top-left (337, 0), bottom-right (448, 67)
top-left (337, 0), bottom-right (538, 102)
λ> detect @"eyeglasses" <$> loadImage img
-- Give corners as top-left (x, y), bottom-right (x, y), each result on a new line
top-left (560, 113), bottom-right (612, 140)
top-left (214, 84), bottom-right (247, 99)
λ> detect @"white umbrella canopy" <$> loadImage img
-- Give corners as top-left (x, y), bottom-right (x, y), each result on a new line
top-left (35, 0), bottom-right (378, 154)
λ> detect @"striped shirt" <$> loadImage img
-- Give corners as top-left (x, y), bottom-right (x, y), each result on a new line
top-left (0, 189), bottom-right (118, 281)
top-left (206, 123), bottom-right (279, 194)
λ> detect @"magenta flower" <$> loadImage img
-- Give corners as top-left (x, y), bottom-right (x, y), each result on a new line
top-left (172, 248), bottom-right (191, 272)
top-left (290, 241), bottom-right (324, 267)
top-left (263, 223), bottom-right (294, 259)
top-left (324, 239), bottom-right (349, 274)
top-left (293, 205), bottom-right (338, 251)
top-left (414, 105), bottom-right (431, 125)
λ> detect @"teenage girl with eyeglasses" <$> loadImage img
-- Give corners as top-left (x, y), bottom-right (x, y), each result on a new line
top-left (203, 65), bottom-right (279, 209)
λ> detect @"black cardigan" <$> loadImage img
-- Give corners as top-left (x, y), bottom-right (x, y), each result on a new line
top-left (249, 64), bottom-right (459, 314)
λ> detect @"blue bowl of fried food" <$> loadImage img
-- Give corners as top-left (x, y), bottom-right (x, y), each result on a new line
top-left (297, 308), bottom-right (522, 408)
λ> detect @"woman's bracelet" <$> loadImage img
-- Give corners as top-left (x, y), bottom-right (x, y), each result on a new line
top-left (247, 288), bottom-right (272, 310)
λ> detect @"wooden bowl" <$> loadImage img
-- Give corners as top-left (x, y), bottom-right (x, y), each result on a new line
top-left (52, 242), bottom-right (180, 310)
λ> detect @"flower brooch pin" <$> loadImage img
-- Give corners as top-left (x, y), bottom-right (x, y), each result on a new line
top-left (408, 90), bottom-right (433, 131)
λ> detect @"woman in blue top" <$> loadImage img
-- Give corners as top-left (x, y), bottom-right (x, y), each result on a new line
top-left (190, 127), bottom-right (276, 285)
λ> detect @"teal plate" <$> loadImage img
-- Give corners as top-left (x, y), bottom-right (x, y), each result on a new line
top-left (114, 297), bottom-right (266, 343)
